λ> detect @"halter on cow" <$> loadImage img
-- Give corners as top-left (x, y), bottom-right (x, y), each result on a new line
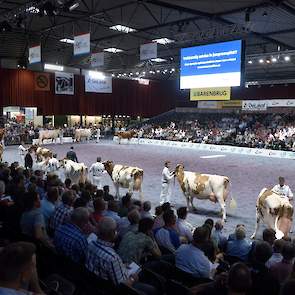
top-left (103, 160), bottom-right (143, 200)
top-left (174, 164), bottom-right (235, 222)
top-left (251, 188), bottom-right (293, 240)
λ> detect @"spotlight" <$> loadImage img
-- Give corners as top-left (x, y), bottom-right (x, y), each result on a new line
top-left (266, 59), bottom-right (270, 64)
top-left (271, 57), bottom-right (277, 62)
top-left (284, 56), bottom-right (290, 61)
top-left (248, 60), bottom-right (253, 64)
top-left (259, 59), bottom-right (264, 63)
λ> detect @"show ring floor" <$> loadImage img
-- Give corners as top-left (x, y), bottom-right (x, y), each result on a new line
top-left (3, 140), bottom-right (295, 238)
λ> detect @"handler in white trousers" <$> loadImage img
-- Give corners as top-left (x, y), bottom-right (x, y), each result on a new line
top-left (160, 161), bottom-right (175, 205)
top-left (89, 157), bottom-right (106, 189)
top-left (18, 142), bottom-right (27, 164)
top-left (96, 128), bottom-right (101, 143)
top-left (47, 154), bottom-right (60, 175)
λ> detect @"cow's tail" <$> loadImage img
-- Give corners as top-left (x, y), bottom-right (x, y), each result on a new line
top-left (224, 177), bottom-right (237, 210)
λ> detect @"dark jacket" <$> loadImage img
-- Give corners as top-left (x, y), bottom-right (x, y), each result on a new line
top-left (66, 150), bottom-right (78, 162)
top-left (24, 153), bottom-right (33, 169)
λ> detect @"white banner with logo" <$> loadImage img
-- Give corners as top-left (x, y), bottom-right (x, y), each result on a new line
top-left (242, 100), bottom-right (268, 111)
top-left (55, 72), bottom-right (74, 95)
top-left (113, 138), bottom-right (294, 159)
top-left (140, 42), bottom-right (157, 60)
top-left (91, 52), bottom-right (104, 67)
top-left (74, 33), bottom-right (90, 56)
top-left (29, 45), bottom-right (41, 64)
top-left (85, 74), bottom-right (112, 93)
top-left (268, 99), bottom-right (295, 107)
top-left (198, 101), bottom-right (219, 109)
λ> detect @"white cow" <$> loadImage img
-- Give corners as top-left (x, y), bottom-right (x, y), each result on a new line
top-left (74, 128), bottom-right (92, 142)
top-left (32, 159), bottom-right (49, 173)
top-left (60, 159), bottom-right (88, 184)
top-left (39, 129), bottom-right (63, 145)
top-left (175, 164), bottom-right (233, 221)
top-left (103, 160), bottom-right (143, 200)
top-left (251, 188), bottom-right (293, 240)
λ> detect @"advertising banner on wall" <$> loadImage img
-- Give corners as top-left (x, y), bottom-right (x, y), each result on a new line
top-left (55, 72), bottom-right (74, 95)
top-left (34, 72), bottom-right (50, 91)
top-left (90, 52), bottom-right (104, 67)
top-left (268, 99), bottom-right (295, 107)
top-left (198, 101), bottom-right (220, 109)
top-left (29, 44), bottom-right (41, 64)
top-left (218, 100), bottom-right (242, 108)
top-left (242, 100), bottom-right (268, 111)
top-left (140, 42), bottom-right (157, 60)
top-left (190, 87), bottom-right (231, 101)
top-left (85, 73), bottom-right (112, 93)
top-left (74, 33), bottom-right (90, 56)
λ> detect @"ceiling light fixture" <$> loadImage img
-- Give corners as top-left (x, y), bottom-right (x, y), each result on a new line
top-left (151, 58), bottom-right (167, 63)
top-left (152, 38), bottom-right (175, 45)
top-left (103, 47), bottom-right (123, 53)
top-left (284, 56), bottom-right (290, 61)
top-left (248, 60), bottom-right (253, 64)
top-left (44, 63), bottom-right (64, 71)
top-left (60, 38), bottom-right (74, 44)
top-left (259, 59), bottom-right (264, 63)
top-left (271, 57), bottom-right (277, 62)
top-left (26, 6), bottom-right (40, 14)
top-left (109, 24), bottom-right (136, 33)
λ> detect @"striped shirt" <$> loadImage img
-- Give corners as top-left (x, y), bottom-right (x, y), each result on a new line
top-left (54, 223), bottom-right (88, 263)
top-left (85, 239), bottom-right (128, 285)
top-left (49, 203), bottom-right (72, 232)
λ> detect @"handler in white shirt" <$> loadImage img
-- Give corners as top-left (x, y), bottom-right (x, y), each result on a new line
top-left (18, 142), bottom-right (27, 164)
top-left (48, 154), bottom-right (60, 175)
top-left (160, 161), bottom-right (175, 205)
top-left (272, 176), bottom-right (293, 201)
top-left (89, 157), bottom-right (106, 189)
top-left (96, 128), bottom-right (101, 143)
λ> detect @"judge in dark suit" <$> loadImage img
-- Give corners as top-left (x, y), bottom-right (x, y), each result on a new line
top-left (66, 146), bottom-right (78, 162)
top-left (24, 150), bottom-right (33, 170)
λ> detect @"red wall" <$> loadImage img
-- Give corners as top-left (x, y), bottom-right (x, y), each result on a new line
top-left (0, 69), bottom-right (177, 117)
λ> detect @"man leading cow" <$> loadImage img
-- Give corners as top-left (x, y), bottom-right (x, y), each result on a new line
top-left (89, 157), bottom-right (106, 189)
top-left (159, 161), bottom-right (175, 205)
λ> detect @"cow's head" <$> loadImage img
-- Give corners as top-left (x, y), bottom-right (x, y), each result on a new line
top-left (175, 164), bottom-right (185, 175)
top-left (59, 158), bottom-right (67, 168)
top-left (103, 160), bottom-right (114, 175)
top-left (29, 144), bottom-right (38, 153)
top-left (275, 204), bottom-right (293, 239)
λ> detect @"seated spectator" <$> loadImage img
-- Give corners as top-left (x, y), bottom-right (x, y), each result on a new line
top-left (211, 220), bottom-right (227, 251)
top-left (226, 226), bottom-right (251, 261)
top-left (154, 209), bottom-right (180, 254)
top-left (0, 242), bottom-right (44, 295)
top-left (263, 228), bottom-right (276, 246)
top-left (85, 217), bottom-right (155, 294)
top-left (118, 218), bottom-right (161, 264)
top-left (228, 224), bottom-right (245, 241)
top-left (49, 190), bottom-right (74, 233)
top-left (103, 185), bottom-right (114, 202)
top-left (118, 209), bottom-right (140, 238)
top-left (118, 193), bottom-right (132, 217)
top-left (64, 178), bottom-right (72, 191)
top-left (54, 207), bottom-right (89, 264)
top-left (90, 198), bottom-right (106, 226)
top-left (20, 191), bottom-right (50, 245)
top-left (270, 242), bottom-right (295, 284)
top-left (141, 201), bottom-right (153, 219)
top-left (153, 202), bottom-right (171, 230)
top-left (266, 239), bottom-right (284, 268)
top-left (41, 186), bottom-right (59, 228)
top-left (250, 241), bottom-right (280, 295)
top-left (176, 207), bottom-right (193, 242)
top-left (36, 178), bottom-right (46, 200)
top-left (176, 226), bottom-right (211, 278)
top-left (103, 200), bottom-right (121, 224)
top-left (0, 180), bottom-right (13, 207)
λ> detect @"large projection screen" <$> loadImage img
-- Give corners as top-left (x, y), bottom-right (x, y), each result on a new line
top-left (180, 40), bottom-right (242, 89)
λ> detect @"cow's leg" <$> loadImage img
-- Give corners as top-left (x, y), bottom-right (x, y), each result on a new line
top-left (218, 197), bottom-right (227, 222)
top-left (190, 196), bottom-right (197, 211)
top-left (115, 183), bottom-right (120, 199)
top-left (250, 208), bottom-right (261, 239)
top-left (138, 185), bottom-right (143, 202)
top-left (128, 181), bottom-right (134, 196)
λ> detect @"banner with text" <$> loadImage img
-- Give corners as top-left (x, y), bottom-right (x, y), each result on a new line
top-left (29, 45), bottom-right (41, 64)
top-left (85, 73), bottom-right (112, 93)
top-left (140, 42), bottom-right (157, 60)
top-left (74, 33), bottom-right (90, 56)
top-left (91, 52), bottom-right (104, 67)
top-left (218, 100), bottom-right (242, 108)
top-left (190, 87), bottom-right (231, 101)
top-left (242, 100), bottom-right (268, 111)
top-left (55, 72), bottom-right (74, 95)
top-left (198, 101), bottom-right (220, 109)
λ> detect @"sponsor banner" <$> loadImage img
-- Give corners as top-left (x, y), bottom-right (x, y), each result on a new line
top-left (242, 100), bottom-right (268, 111)
top-left (190, 87), bottom-right (231, 101)
top-left (268, 99), bottom-right (295, 107)
top-left (55, 72), bottom-right (74, 95)
top-left (34, 72), bottom-right (50, 91)
top-left (29, 44), bottom-right (41, 64)
top-left (218, 100), bottom-right (242, 108)
top-left (91, 52), bottom-right (104, 67)
top-left (74, 33), bottom-right (90, 56)
top-left (198, 101), bottom-right (220, 109)
top-left (126, 138), bottom-right (294, 159)
top-left (140, 42), bottom-right (157, 61)
top-left (85, 73), bottom-right (112, 93)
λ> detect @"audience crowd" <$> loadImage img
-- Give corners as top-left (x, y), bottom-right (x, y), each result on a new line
top-left (0, 161), bottom-right (295, 294)
top-left (136, 112), bottom-right (295, 151)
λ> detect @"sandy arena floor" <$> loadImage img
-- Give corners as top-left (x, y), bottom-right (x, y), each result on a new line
top-left (3, 140), bottom-right (295, 238)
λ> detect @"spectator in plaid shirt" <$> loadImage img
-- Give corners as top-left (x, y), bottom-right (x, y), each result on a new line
top-left (49, 190), bottom-right (74, 233)
top-left (54, 207), bottom-right (89, 264)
